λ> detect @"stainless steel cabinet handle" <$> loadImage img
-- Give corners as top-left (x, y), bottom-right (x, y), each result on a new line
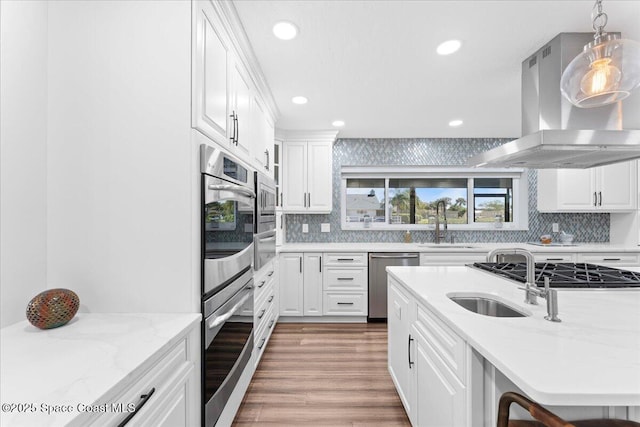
top-left (319, 256), bottom-right (322, 273)
top-left (337, 277), bottom-right (354, 281)
top-left (268, 270), bottom-right (274, 277)
top-left (268, 295), bottom-right (274, 303)
top-left (235, 113), bottom-right (240, 144)
top-left (337, 302), bottom-right (354, 305)
top-left (408, 335), bottom-right (414, 369)
top-left (208, 290), bottom-right (252, 329)
top-left (265, 149), bottom-right (270, 171)
top-left (545, 258), bottom-right (564, 261)
top-left (258, 280), bottom-right (266, 288)
top-left (337, 258), bottom-right (354, 261)
top-left (308, 192), bottom-right (311, 207)
top-left (603, 258), bottom-right (621, 261)
top-left (208, 184), bottom-right (256, 199)
top-left (268, 319), bottom-right (275, 329)
top-left (229, 111), bottom-right (237, 144)
top-left (116, 387), bottom-right (155, 427)
top-left (598, 191), bottom-right (602, 206)
top-left (257, 337), bottom-right (266, 350)
top-left (299, 257), bottom-right (302, 273)
top-left (257, 309), bottom-right (266, 319)
top-left (593, 192), bottom-right (598, 207)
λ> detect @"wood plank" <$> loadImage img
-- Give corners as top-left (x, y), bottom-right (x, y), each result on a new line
top-left (233, 323), bottom-right (411, 426)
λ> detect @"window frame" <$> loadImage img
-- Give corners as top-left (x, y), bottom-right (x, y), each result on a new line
top-left (340, 166), bottom-right (528, 231)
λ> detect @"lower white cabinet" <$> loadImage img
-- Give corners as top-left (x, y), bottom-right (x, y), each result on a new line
top-left (388, 275), bottom-right (472, 427)
top-left (278, 252), bottom-right (323, 316)
top-left (254, 259), bottom-right (279, 363)
top-left (322, 252), bottom-right (368, 316)
top-left (88, 326), bottom-right (198, 427)
top-left (577, 252), bottom-right (640, 267)
top-left (410, 323), bottom-right (467, 427)
top-left (420, 252), bottom-right (486, 266)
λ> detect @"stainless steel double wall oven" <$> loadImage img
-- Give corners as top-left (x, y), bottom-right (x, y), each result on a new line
top-left (200, 145), bottom-right (255, 427)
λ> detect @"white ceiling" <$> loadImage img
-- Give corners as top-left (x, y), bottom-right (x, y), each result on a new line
top-left (233, 0), bottom-right (640, 139)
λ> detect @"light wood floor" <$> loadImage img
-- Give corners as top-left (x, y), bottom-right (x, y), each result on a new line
top-left (232, 323), bottom-right (411, 426)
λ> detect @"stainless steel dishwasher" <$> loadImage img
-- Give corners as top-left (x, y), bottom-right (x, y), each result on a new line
top-left (368, 253), bottom-right (419, 321)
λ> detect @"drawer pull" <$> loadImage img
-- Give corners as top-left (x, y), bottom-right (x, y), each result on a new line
top-left (258, 280), bottom-right (266, 288)
top-left (257, 337), bottom-right (266, 350)
top-left (268, 295), bottom-right (274, 303)
top-left (268, 319), bottom-right (275, 329)
top-left (337, 258), bottom-right (354, 261)
top-left (337, 277), bottom-right (354, 281)
top-left (268, 270), bottom-right (274, 277)
top-left (603, 258), bottom-right (621, 261)
top-left (546, 258), bottom-right (564, 261)
top-left (337, 302), bottom-right (354, 305)
top-left (116, 387), bottom-right (155, 427)
top-left (257, 309), bottom-right (266, 319)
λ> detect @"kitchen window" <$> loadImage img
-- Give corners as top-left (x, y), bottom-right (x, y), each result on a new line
top-left (341, 167), bottom-right (528, 230)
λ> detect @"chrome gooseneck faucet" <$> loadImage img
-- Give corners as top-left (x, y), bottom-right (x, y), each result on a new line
top-left (486, 248), bottom-right (561, 322)
top-left (434, 200), bottom-right (447, 244)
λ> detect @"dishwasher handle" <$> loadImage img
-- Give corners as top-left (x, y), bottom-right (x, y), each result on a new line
top-left (369, 254), bottom-right (419, 259)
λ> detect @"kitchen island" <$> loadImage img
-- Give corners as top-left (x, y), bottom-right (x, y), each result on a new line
top-left (386, 265), bottom-right (640, 426)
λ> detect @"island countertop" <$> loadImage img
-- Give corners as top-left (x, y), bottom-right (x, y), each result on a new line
top-left (0, 313), bottom-right (201, 427)
top-left (386, 265), bottom-right (640, 407)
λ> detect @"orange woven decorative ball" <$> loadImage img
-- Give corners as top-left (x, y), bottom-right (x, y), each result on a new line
top-left (26, 288), bottom-right (79, 329)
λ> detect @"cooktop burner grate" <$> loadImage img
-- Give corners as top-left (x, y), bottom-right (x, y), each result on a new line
top-left (472, 262), bottom-right (640, 288)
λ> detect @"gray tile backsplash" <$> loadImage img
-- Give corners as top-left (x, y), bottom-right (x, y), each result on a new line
top-left (285, 138), bottom-right (609, 243)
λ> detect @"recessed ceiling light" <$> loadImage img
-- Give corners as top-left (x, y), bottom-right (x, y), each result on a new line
top-left (273, 21), bottom-right (298, 40)
top-left (332, 120), bottom-right (345, 128)
top-left (437, 39), bottom-right (462, 55)
top-left (291, 96), bottom-right (308, 105)
top-left (448, 119), bottom-right (463, 127)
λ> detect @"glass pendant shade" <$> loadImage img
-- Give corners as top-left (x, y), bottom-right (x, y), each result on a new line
top-left (561, 34), bottom-right (640, 108)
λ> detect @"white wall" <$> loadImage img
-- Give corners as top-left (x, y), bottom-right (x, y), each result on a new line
top-left (0, 1), bottom-right (49, 328)
top-left (46, 0), bottom-right (195, 313)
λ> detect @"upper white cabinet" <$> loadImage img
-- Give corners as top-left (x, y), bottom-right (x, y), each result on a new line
top-left (538, 160), bottom-right (638, 212)
top-left (281, 131), bottom-right (337, 213)
top-left (192, 1), bottom-right (276, 170)
top-left (192, 0), bottom-right (230, 146)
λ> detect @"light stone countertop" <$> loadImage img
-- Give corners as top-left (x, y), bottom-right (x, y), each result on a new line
top-left (386, 265), bottom-right (640, 407)
top-left (0, 313), bottom-right (201, 427)
top-left (278, 242), bottom-right (640, 253)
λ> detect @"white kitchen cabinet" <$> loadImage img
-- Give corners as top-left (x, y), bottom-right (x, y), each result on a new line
top-left (251, 95), bottom-right (275, 172)
top-left (278, 252), bottom-right (304, 316)
top-left (229, 60), bottom-right (252, 158)
top-left (322, 252), bottom-right (368, 316)
top-left (410, 323), bottom-right (467, 427)
top-left (538, 161), bottom-right (637, 212)
top-left (420, 252), bottom-right (487, 266)
top-left (576, 252), bottom-right (640, 267)
top-left (303, 253), bottom-right (323, 316)
top-left (281, 133), bottom-right (336, 213)
top-left (278, 252), bottom-right (323, 316)
top-left (192, 0), bottom-right (230, 146)
top-left (254, 259), bottom-right (279, 364)
top-left (388, 277), bottom-right (414, 418)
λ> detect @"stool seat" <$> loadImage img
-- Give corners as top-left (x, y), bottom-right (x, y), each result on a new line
top-left (498, 392), bottom-right (640, 427)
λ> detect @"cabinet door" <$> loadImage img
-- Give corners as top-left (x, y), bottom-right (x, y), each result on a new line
top-left (279, 253), bottom-right (303, 316)
top-left (388, 279), bottom-right (413, 418)
top-left (412, 325), bottom-right (466, 427)
top-left (192, 1), bottom-right (229, 145)
top-left (307, 141), bottom-right (333, 212)
top-left (598, 161), bottom-right (637, 210)
top-left (303, 253), bottom-right (323, 316)
top-left (555, 169), bottom-right (596, 211)
top-left (251, 96), bottom-right (273, 172)
top-left (282, 141), bottom-right (307, 211)
top-left (229, 61), bottom-right (252, 158)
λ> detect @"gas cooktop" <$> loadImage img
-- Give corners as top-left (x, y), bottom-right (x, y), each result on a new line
top-left (471, 262), bottom-right (640, 289)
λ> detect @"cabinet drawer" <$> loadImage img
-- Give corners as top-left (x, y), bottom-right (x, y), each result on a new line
top-left (255, 283), bottom-right (277, 329)
top-left (89, 338), bottom-right (189, 426)
top-left (534, 253), bottom-right (575, 263)
top-left (255, 303), bottom-right (277, 360)
top-left (415, 303), bottom-right (466, 383)
top-left (323, 267), bottom-right (367, 291)
top-left (322, 292), bottom-right (367, 316)
top-left (254, 266), bottom-right (276, 301)
top-left (577, 253), bottom-right (640, 266)
top-left (420, 253), bottom-right (486, 266)
top-left (323, 253), bottom-right (367, 266)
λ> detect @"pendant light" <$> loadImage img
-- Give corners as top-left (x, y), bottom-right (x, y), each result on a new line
top-left (560, 0), bottom-right (640, 108)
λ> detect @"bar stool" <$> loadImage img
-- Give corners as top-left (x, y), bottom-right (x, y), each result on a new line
top-left (497, 392), bottom-right (640, 427)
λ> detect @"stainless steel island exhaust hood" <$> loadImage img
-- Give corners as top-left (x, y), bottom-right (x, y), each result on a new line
top-left (467, 33), bottom-right (640, 169)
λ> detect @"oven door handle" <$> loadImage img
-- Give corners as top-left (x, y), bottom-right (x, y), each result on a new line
top-left (207, 288), bottom-right (252, 330)
top-left (208, 184), bottom-right (256, 199)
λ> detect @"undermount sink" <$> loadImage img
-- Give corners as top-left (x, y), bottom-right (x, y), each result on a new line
top-left (419, 245), bottom-right (476, 249)
top-left (448, 293), bottom-right (529, 318)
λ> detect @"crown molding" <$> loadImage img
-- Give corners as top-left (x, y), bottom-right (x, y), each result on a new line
top-left (275, 129), bottom-right (340, 142)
